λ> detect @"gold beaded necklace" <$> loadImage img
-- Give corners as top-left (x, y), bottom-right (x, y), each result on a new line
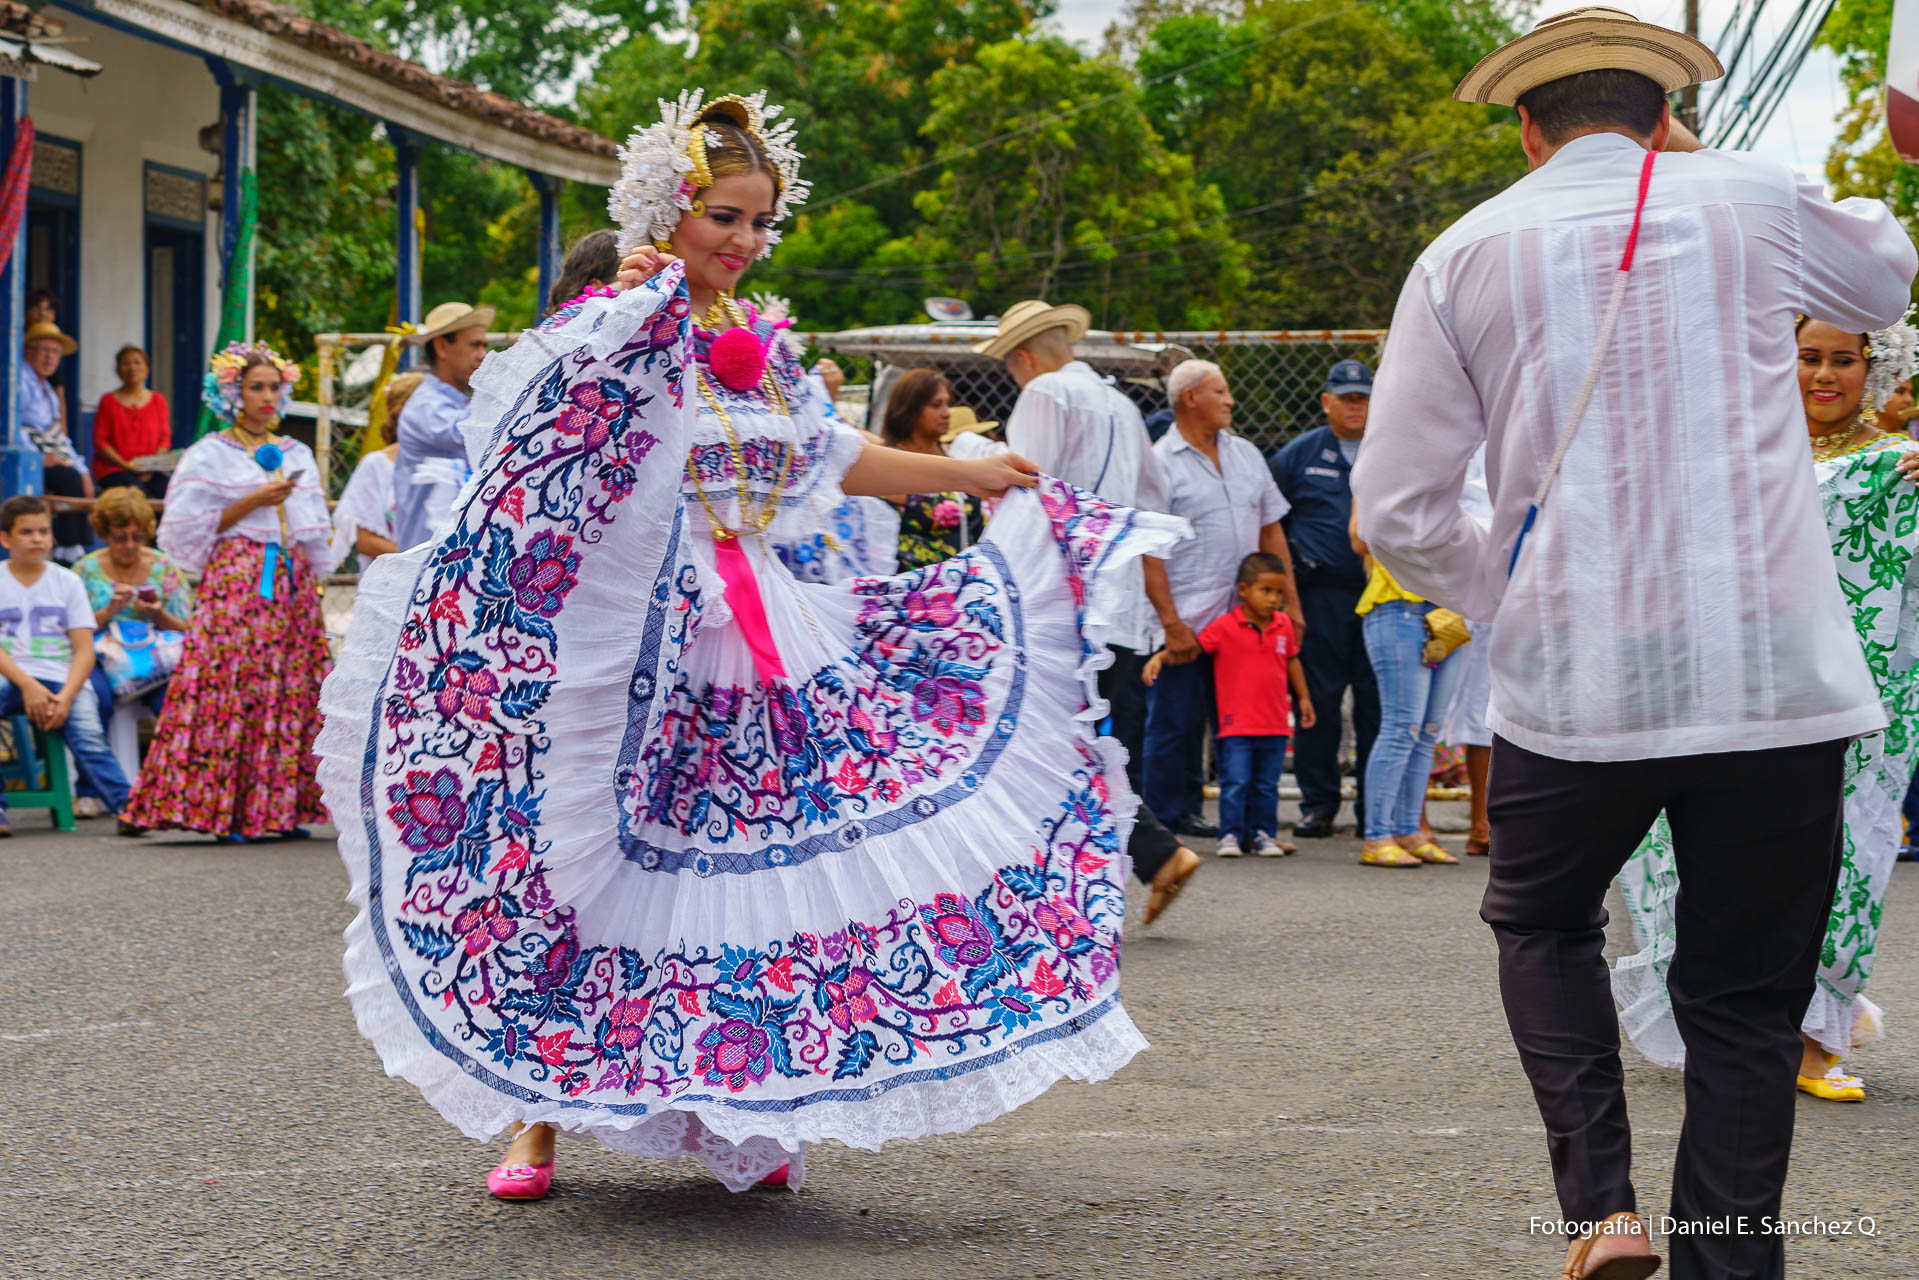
top-left (1809, 415), bottom-right (1883, 463)
top-left (688, 294), bottom-right (795, 541)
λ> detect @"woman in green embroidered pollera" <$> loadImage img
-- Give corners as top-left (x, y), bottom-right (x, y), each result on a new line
top-left (1613, 313), bottom-right (1919, 1102)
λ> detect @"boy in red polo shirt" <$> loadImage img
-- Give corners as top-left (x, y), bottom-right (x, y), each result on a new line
top-left (1146, 552), bottom-right (1315, 857)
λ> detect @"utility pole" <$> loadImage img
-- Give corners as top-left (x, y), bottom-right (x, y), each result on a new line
top-left (1682, 0), bottom-right (1701, 128)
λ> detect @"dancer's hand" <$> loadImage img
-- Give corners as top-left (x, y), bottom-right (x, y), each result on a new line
top-left (616, 246), bottom-right (680, 291)
top-left (1898, 450), bottom-right (1919, 483)
top-left (959, 452), bottom-right (1039, 500)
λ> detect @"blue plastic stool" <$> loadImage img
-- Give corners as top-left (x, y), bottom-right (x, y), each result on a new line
top-left (0, 713), bottom-right (75, 831)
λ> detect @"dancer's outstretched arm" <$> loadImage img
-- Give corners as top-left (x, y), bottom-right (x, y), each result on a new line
top-left (843, 443), bottom-right (1039, 502)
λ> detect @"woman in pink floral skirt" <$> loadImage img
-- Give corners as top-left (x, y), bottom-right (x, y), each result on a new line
top-left (121, 343), bottom-right (332, 839)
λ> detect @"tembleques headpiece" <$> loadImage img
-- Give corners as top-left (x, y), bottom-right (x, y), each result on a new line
top-left (1866, 310), bottom-right (1919, 412)
top-left (609, 89), bottom-right (809, 261)
top-left (203, 341), bottom-right (299, 425)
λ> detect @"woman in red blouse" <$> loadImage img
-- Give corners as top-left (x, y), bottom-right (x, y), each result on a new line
top-left (92, 345), bottom-right (171, 499)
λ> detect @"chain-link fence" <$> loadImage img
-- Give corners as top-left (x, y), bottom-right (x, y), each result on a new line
top-left (803, 329), bottom-right (1386, 457)
top-left (309, 327), bottom-right (1389, 497)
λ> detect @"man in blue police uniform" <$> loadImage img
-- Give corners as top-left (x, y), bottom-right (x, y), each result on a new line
top-left (1269, 359), bottom-right (1379, 838)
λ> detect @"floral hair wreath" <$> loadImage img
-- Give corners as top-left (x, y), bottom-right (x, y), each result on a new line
top-left (608, 89), bottom-right (810, 261)
top-left (1866, 309), bottom-right (1919, 414)
top-left (203, 340), bottom-right (300, 425)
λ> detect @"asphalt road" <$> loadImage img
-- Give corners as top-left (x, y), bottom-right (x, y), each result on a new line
top-left (4, 801), bottom-right (1914, 1280)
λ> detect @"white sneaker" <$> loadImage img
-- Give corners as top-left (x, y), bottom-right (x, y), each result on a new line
top-left (1253, 832), bottom-right (1285, 858)
top-left (74, 797), bottom-right (106, 819)
top-left (1215, 834), bottom-right (1243, 857)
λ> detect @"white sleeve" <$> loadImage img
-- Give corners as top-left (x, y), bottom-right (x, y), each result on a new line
top-left (1794, 169), bottom-right (1919, 333)
top-left (1005, 383), bottom-right (1068, 476)
top-left (1352, 266), bottom-right (1493, 618)
top-left (1252, 448), bottom-right (1289, 524)
top-left (61, 572), bottom-right (92, 633)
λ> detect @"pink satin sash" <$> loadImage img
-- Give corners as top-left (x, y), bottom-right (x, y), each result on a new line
top-left (713, 537), bottom-right (786, 684)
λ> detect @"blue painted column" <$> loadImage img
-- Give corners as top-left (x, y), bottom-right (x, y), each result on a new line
top-left (528, 171), bottom-right (563, 316)
top-left (0, 75), bottom-right (39, 500)
top-left (207, 58), bottom-right (258, 345)
top-left (392, 126), bottom-right (422, 364)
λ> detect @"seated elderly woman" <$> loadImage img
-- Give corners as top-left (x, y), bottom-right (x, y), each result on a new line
top-left (72, 487), bottom-right (194, 823)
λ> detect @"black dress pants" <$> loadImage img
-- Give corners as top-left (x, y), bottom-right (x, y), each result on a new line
top-left (1482, 735), bottom-right (1846, 1280)
top-left (1292, 581), bottom-right (1378, 824)
top-left (1099, 644), bottom-right (1177, 885)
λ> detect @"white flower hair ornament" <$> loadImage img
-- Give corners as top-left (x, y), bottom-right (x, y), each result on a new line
top-left (1866, 309), bottom-right (1919, 413)
top-left (609, 89), bottom-right (810, 261)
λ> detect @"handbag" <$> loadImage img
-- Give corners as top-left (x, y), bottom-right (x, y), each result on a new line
top-left (1421, 607), bottom-right (1472, 667)
top-left (94, 618), bottom-right (186, 700)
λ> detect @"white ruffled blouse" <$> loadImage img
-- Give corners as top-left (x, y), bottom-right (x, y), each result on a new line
top-left (158, 433), bottom-right (333, 575)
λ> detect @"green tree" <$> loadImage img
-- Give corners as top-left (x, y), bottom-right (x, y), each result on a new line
top-left (253, 87), bottom-right (396, 363)
top-left (899, 36), bottom-right (1250, 329)
top-left (1819, 0), bottom-right (1919, 275)
top-left (1136, 0), bottom-right (1522, 325)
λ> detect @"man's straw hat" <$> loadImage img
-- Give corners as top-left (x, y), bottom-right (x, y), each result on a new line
top-left (1454, 6), bottom-right (1723, 108)
top-left (22, 320), bottom-right (75, 356)
top-left (413, 301), bottom-right (498, 344)
top-left (941, 406), bottom-right (1000, 443)
top-left (971, 299), bottom-right (1091, 359)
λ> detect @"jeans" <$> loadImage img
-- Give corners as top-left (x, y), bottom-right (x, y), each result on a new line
top-left (1293, 581), bottom-right (1378, 824)
top-left (1217, 734), bottom-right (1287, 845)
top-left (1360, 600), bottom-right (1465, 841)
top-left (0, 678), bottom-right (132, 814)
top-left (1142, 652), bottom-right (1214, 827)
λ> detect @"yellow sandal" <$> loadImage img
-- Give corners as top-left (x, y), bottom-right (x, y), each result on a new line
top-left (1360, 839), bottom-right (1421, 868)
top-left (1403, 840), bottom-right (1460, 865)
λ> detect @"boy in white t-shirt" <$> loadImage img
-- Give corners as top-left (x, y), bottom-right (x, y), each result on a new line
top-left (0, 495), bottom-right (131, 834)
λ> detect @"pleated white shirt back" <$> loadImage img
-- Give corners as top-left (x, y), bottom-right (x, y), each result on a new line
top-left (1354, 132), bottom-right (1918, 761)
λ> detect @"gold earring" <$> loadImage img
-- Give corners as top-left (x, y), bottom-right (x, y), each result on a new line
top-left (689, 199), bottom-right (707, 218)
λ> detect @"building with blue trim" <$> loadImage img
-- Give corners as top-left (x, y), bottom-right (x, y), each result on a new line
top-left (0, 0), bottom-right (618, 491)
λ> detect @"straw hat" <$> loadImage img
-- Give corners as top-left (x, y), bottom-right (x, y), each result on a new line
top-left (941, 406), bottom-right (1000, 443)
top-left (1454, 6), bottom-right (1722, 107)
top-left (971, 299), bottom-right (1091, 359)
top-left (22, 320), bottom-right (75, 356)
top-left (414, 301), bottom-right (498, 344)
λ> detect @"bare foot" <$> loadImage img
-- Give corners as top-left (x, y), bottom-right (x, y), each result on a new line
top-left (504, 1121), bottom-right (556, 1168)
top-left (1564, 1211), bottom-right (1654, 1277)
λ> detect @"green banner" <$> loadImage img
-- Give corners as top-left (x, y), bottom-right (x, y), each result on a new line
top-left (197, 167), bottom-right (258, 438)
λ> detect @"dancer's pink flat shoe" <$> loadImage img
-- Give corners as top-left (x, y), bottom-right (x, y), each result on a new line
top-left (487, 1158), bottom-right (554, 1200)
top-left (756, 1164), bottom-right (791, 1188)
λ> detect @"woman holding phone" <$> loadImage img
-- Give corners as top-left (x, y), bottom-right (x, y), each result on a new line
top-left (121, 343), bottom-right (332, 841)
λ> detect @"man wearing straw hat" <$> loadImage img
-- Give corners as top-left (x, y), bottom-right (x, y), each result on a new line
top-left (1352, 8), bottom-right (1915, 1279)
top-left (978, 300), bottom-right (1204, 924)
top-left (393, 300), bottom-right (495, 551)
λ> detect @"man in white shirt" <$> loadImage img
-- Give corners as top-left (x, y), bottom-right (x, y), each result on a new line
top-left (1142, 360), bottom-right (1297, 837)
top-left (981, 300), bottom-right (1199, 921)
top-left (395, 301), bottom-right (494, 551)
top-left (0, 496), bottom-right (132, 834)
top-left (1352, 11), bottom-right (1918, 1279)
